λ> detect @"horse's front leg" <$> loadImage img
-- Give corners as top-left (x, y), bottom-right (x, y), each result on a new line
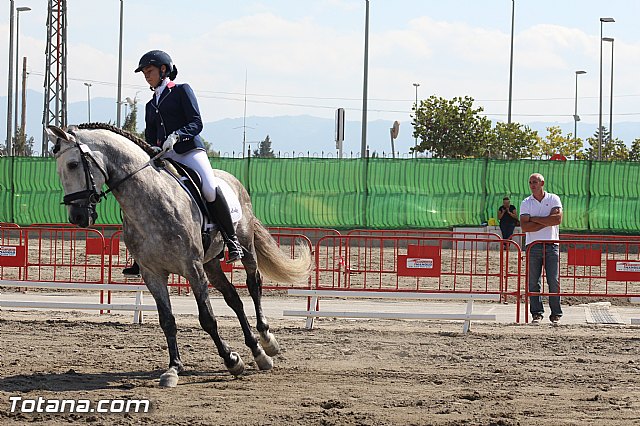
top-left (202, 259), bottom-right (273, 371)
top-left (188, 262), bottom-right (249, 375)
top-left (143, 272), bottom-right (183, 387)
top-left (242, 253), bottom-right (280, 356)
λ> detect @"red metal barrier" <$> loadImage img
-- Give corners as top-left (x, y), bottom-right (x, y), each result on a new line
top-left (315, 235), bottom-right (521, 321)
top-left (523, 238), bottom-right (640, 322)
top-left (346, 229), bottom-right (503, 241)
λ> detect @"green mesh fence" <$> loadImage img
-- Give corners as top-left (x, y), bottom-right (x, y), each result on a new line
top-left (0, 157), bottom-right (638, 232)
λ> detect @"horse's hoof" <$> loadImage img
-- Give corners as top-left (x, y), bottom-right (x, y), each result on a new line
top-left (260, 332), bottom-right (280, 356)
top-left (159, 367), bottom-right (179, 388)
top-left (226, 352), bottom-right (245, 376)
top-left (254, 351), bottom-right (274, 371)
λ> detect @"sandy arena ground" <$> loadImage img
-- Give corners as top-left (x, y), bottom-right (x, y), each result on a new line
top-left (1, 308), bottom-right (640, 425)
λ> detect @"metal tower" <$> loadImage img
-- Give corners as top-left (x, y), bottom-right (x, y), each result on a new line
top-left (41, 0), bottom-right (67, 156)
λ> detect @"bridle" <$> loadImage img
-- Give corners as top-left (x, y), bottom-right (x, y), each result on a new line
top-left (56, 136), bottom-right (155, 222)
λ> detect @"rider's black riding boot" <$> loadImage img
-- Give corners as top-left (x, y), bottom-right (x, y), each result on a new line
top-left (207, 188), bottom-right (243, 264)
top-left (123, 260), bottom-right (140, 276)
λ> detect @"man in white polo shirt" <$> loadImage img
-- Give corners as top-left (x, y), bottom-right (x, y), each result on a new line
top-left (520, 173), bottom-right (563, 325)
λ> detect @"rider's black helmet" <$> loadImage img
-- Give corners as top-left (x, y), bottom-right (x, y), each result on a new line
top-left (134, 50), bottom-right (178, 80)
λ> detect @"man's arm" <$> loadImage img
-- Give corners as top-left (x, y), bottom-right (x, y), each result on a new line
top-left (520, 214), bottom-right (546, 232)
top-left (529, 207), bottom-right (563, 226)
top-left (497, 208), bottom-right (505, 219)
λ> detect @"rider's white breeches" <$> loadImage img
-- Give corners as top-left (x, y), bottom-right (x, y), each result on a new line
top-left (163, 148), bottom-right (243, 223)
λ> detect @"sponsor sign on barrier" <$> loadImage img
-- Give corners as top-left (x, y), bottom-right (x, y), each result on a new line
top-left (606, 260), bottom-right (640, 282)
top-left (0, 245), bottom-right (27, 267)
top-left (397, 245), bottom-right (441, 277)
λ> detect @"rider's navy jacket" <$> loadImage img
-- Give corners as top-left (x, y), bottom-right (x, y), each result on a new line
top-left (144, 81), bottom-right (206, 154)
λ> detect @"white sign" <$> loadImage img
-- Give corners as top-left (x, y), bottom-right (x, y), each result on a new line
top-left (407, 258), bottom-right (433, 269)
top-left (616, 261), bottom-right (640, 273)
top-left (0, 246), bottom-right (17, 257)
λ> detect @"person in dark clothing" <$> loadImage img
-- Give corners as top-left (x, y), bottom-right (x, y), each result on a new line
top-left (497, 196), bottom-right (518, 240)
top-left (122, 50), bottom-right (243, 277)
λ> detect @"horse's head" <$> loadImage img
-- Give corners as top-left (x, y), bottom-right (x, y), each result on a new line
top-left (47, 125), bottom-right (108, 228)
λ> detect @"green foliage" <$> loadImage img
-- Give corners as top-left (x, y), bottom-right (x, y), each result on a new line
top-left (540, 126), bottom-right (580, 159)
top-left (491, 122), bottom-right (541, 159)
top-left (630, 138), bottom-right (640, 162)
top-left (412, 95), bottom-right (493, 158)
top-left (253, 135), bottom-right (275, 158)
top-left (578, 126), bottom-right (629, 161)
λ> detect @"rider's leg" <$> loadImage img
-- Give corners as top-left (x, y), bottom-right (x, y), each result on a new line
top-left (123, 260), bottom-right (140, 276)
top-left (164, 149), bottom-right (243, 263)
top-left (206, 188), bottom-right (243, 263)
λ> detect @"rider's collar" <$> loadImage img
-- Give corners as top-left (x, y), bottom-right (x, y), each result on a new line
top-left (154, 78), bottom-right (169, 102)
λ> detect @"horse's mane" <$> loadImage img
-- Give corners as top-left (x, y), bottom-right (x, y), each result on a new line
top-left (75, 122), bottom-right (156, 157)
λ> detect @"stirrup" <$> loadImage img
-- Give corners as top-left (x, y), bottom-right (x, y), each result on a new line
top-left (225, 238), bottom-right (244, 264)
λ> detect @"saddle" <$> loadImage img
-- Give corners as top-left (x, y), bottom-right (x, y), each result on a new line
top-left (158, 158), bottom-right (216, 251)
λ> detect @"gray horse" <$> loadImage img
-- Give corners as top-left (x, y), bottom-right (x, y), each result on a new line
top-left (46, 123), bottom-right (311, 387)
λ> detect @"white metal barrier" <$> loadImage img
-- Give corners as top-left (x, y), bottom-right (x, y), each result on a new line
top-left (631, 297), bottom-right (640, 325)
top-left (0, 281), bottom-right (156, 324)
top-left (284, 289), bottom-right (499, 333)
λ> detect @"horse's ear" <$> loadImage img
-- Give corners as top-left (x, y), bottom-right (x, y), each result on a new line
top-left (46, 126), bottom-right (76, 155)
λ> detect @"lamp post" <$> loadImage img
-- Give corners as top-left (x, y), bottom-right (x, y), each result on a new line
top-left (412, 82), bottom-right (420, 151)
top-left (598, 17), bottom-right (614, 160)
top-left (13, 6), bottom-right (31, 144)
top-left (602, 37), bottom-right (614, 147)
top-left (507, 0), bottom-right (515, 124)
top-left (116, 0), bottom-right (124, 127)
top-left (6, 0), bottom-right (15, 155)
top-left (360, 0), bottom-right (370, 158)
top-left (84, 83), bottom-right (92, 122)
top-left (573, 70), bottom-right (586, 159)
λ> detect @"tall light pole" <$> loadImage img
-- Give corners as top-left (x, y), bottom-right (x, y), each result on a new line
top-left (603, 37), bottom-right (614, 147)
top-left (573, 70), bottom-right (586, 159)
top-left (84, 83), bottom-right (92, 122)
top-left (116, 0), bottom-right (124, 127)
top-left (360, 0), bottom-right (370, 158)
top-left (14, 6), bottom-right (31, 143)
top-left (6, 0), bottom-right (15, 155)
top-left (507, 0), bottom-right (515, 123)
top-left (598, 17), bottom-right (614, 160)
top-left (412, 83), bottom-right (420, 151)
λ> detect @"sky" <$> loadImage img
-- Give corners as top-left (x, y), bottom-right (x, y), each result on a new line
top-left (2, 0), bottom-right (640, 135)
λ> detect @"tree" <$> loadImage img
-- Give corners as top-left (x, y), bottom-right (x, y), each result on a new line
top-left (578, 127), bottom-right (628, 161)
top-left (412, 95), bottom-right (493, 158)
top-left (5, 127), bottom-right (36, 156)
top-left (253, 135), bottom-right (275, 158)
top-left (540, 126), bottom-right (581, 159)
top-left (122, 98), bottom-right (144, 140)
top-left (201, 136), bottom-right (219, 158)
top-left (630, 138), bottom-right (640, 162)
top-left (491, 122), bottom-right (541, 159)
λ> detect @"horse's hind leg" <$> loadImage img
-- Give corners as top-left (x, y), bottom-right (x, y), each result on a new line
top-left (143, 276), bottom-right (184, 388)
top-left (187, 262), bottom-right (247, 375)
top-left (241, 251), bottom-right (279, 356)
top-left (203, 259), bottom-right (273, 371)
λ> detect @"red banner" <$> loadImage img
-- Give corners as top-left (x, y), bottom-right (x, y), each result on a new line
top-left (606, 260), bottom-right (640, 282)
top-left (0, 245), bottom-right (27, 267)
top-left (567, 248), bottom-right (601, 267)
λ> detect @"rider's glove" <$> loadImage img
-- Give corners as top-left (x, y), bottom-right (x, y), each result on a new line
top-left (149, 146), bottom-right (162, 156)
top-left (162, 132), bottom-right (179, 152)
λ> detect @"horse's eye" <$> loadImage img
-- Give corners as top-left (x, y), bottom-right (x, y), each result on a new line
top-left (68, 161), bottom-right (79, 170)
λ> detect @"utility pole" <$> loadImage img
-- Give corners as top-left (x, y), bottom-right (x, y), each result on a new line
top-left (20, 56), bottom-right (27, 147)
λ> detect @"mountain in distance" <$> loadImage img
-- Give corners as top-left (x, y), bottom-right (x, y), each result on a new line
top-left (2, 91), bottom-right (639, 156)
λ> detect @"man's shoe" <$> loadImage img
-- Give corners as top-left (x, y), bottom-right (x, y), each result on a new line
top-left (531, 314), bottom-right (543, 324)
top-left (549, 315), bottom-right (561, 326)
top-left (122, 261), bottom-right (140, 277)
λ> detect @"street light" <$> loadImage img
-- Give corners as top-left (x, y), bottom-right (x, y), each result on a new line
top-left (116, 0), bottom-right (124, 127)
top-left (507, 0), bottom-right (515, 124)
top-left (573, 70), bottom-right (586, 159)
top-left (84, 83), bottom-right (92, 122)
top-left (603, 37), bottom-right (614, 147)
top-left (6, 0), bottom-right (15, 155)
top-left (412, 83), bottom-right (420, 151)
top-left (598, 17), bottom-right (614, 160)
top-left (13, 6), bottom-right (31, 144)
top-left (360, 0), bottom-right (370, 158)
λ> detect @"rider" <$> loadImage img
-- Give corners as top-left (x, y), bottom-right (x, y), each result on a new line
top-left (123, 50), bottom-right (243, 276)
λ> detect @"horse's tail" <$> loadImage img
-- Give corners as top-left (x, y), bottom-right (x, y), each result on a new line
top-left (253, 219), bottom-right (312, 284)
